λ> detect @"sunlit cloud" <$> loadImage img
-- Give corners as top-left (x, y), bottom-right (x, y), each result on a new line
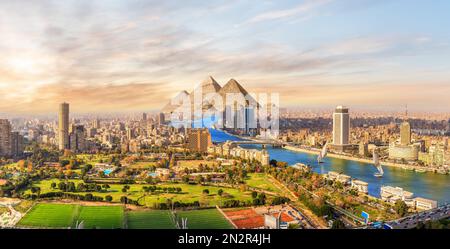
top-left (0, 0), bottom-right (449, 115)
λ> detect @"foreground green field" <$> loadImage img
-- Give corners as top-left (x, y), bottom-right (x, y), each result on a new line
top-left (17, 203), bottom-right (233, 229)
top-left (18, 203), bottom-right (79, 228)
top-left (77, 206), bottom-right (124, 229)
top-left (127, 210), bottom-right (174, 229)
top-left (176, 209), bottom-right (233, 229)
top-left (18, 203), bottom-right (124, 228)
top-left (27, 179), bottom-right (256, 207)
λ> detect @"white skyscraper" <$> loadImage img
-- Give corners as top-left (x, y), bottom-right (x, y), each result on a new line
top-left (333, 106), bottom-right (350, 145)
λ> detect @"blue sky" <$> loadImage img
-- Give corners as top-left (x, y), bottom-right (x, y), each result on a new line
top-left (0, 0), bottom-right (449, 114)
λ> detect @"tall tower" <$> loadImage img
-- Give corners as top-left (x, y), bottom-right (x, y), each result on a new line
top-left (58, 102), bottom-right (70, 150)
top-left (333, 106), bottom-right (350, 145)
top-left (400, 122), bottom-right (411, 145)
top-left (0, 119), bottom-right (12, 156)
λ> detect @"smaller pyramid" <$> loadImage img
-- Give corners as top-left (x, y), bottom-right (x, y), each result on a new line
top-left (162, 90), bottom-right (190, 113)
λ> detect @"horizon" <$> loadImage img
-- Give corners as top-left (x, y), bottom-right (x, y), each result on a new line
top-left (0, 0), bottom-right (450, 114)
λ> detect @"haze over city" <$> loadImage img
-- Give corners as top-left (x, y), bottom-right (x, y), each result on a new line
top-left (0, 0), bottom-right (450, 115)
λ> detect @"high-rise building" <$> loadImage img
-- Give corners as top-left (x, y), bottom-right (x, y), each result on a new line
top-left (157, 112), bottom-right (165, 126)
top-left (142, 113), bottom-right (147, 121)
top-left (332, 106), bottom-right (350, 145)
top-left (92, 118), bottom-right (100, 129)
top-left (58, 102), bottom-right (70, 150)
top-left (126, 128), bottom-right (134, 141)
top-left (69, 125), bottom-right (86, 152)
top-left (11, 131), bottom-right (24, 156)
top-left (400, 121), bottom-right (411, 145)
top-left (0, 119), bottom-right (12, 156)
top-left (187, 128), bottom-right (212, 152)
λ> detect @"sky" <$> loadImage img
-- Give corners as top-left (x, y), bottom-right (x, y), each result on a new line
top-left (0, 0), bottom-right (449, 115)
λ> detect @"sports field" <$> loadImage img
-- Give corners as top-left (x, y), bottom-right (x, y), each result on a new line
top-left (17, 203), bottom-right (124, 228)
top-left (77, 206), bottom-right (124, 229)
top-left (176, 209), bottom-right (233, 229)
top-left (127, 210), bottom-right (174, 229)
top-left (17, 203), bottom-right (233, 229)
top-left (17, 203), bottom-right (79, 228)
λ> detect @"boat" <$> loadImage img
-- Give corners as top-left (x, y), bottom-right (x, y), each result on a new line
top-left (317, 143), bottom-right (328, 163)
top-left (437, 168), bottom-right (447, 175)
top-left (415, 168), bottom-right (427, 173)
top-left (373, 149), bottom-right (384, 178)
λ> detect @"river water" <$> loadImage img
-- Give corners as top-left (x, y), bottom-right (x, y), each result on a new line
top-left (210, 129), bottom-right (450, 204)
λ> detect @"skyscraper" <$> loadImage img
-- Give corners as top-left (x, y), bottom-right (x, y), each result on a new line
top-left (187, 128), bottom-right (212, 152)
top-left (69, 125), bottom-right (86, 152)
top-left (400, 121), bottom-right (411, 145)
top-left (11, 131), bottom-right (24, 156)
top-left (333, 106), bottom-right (350, 145)
top-left (0, 119), bottom-right (12, 156)
top-left (58, 102), bottom-right (70, 150)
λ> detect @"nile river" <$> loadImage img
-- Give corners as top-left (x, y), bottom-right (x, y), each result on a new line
top-left (210, 129), bottom-right (450, 204)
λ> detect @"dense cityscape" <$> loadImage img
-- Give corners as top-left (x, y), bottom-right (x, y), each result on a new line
top-left (0, 4), bottom-right (450, 248)
top-left (0, 76), bottom-right (449, 230)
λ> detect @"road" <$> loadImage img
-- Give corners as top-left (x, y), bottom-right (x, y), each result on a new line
top-left (384, 204), bottom-right (450, 229)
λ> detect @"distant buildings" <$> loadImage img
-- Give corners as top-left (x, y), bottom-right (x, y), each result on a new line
top-left (0, 119), bottom-right (12, 156)
top-left (58, 102), bottom-right (70, 150)
top-left (351, 179), bottom-right (369, 194)
top-left (389, 121), bottom-right (420, 161)
top-left (207, 141), bottom-right (270, 166)
top-left (187, 128), bottom-right (212, 152)
top-left (0, 119), bottom-right (24, 157)
top-left (380, 186), bottom-right (414, 206)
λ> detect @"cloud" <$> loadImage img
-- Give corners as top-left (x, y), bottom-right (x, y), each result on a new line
top-left (245, 0), bottom-right (333, 24)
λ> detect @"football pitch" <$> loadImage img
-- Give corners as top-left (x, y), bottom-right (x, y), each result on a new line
top-left (18, 203), bottom-right (124, 229)
top-left (18, 203), bottom-right (233, 229)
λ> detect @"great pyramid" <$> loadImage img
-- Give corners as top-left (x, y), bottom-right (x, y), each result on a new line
top-left (162, 76), bottom-right (258, 115)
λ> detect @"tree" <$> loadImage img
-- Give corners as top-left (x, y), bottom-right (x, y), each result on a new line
top-left (202, 189), bottom-right (209, 195)
top-left (331, 219), bottom-right (346, 229)
top-left (105, 195), bottom-right (113, 202)
top-left (251, 191), bottom-right (258, 199)
top-left (51, 182), bottom-right (57, 189)
top-left (218, 189), bottom-right (224, 197)
top-left (394, 200), bottom-right (409, 217)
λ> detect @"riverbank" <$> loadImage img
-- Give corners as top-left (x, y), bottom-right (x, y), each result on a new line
top-left (283, 145), bottom-right (444, 174)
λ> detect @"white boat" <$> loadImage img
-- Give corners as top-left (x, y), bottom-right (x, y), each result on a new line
top-left (415, 168), bottom-right (427, 173)
top-left (317, 143), bottom-right (328, 163)
top-left (373, 149), bottom-right (384, 178)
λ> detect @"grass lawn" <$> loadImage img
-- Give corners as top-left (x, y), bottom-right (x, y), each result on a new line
top-left (127, 161), bottom-right (157, 169)
top-left (17, 203), bottom-right (79, 228)
top-left (76, 154), bottom-right (113, 165)
top-left (0, 206), bottom-right (7, 215)
top-left (139, 183), bottom-right (254, 207)
top-left (28, 180), bottom-right (255, 208)
top-left (177, 209), bottom-right (233, 229)
top-left (175, 160), bottom-right (216, 169)
top-left (77, 205), bottom-right (124, 229)
top-left (127, 210), bottom-right (174, 229)
top-left (17, 203), bottom-right (124, 228)
top-left (245, 173), bottom-right (282, 194)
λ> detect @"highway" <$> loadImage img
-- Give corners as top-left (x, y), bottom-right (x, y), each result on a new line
top-left (384, 204), bottom-right (450, 229)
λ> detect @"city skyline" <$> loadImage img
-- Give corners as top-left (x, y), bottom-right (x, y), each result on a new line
top-left (0, 0), bottom-right (450, 114)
